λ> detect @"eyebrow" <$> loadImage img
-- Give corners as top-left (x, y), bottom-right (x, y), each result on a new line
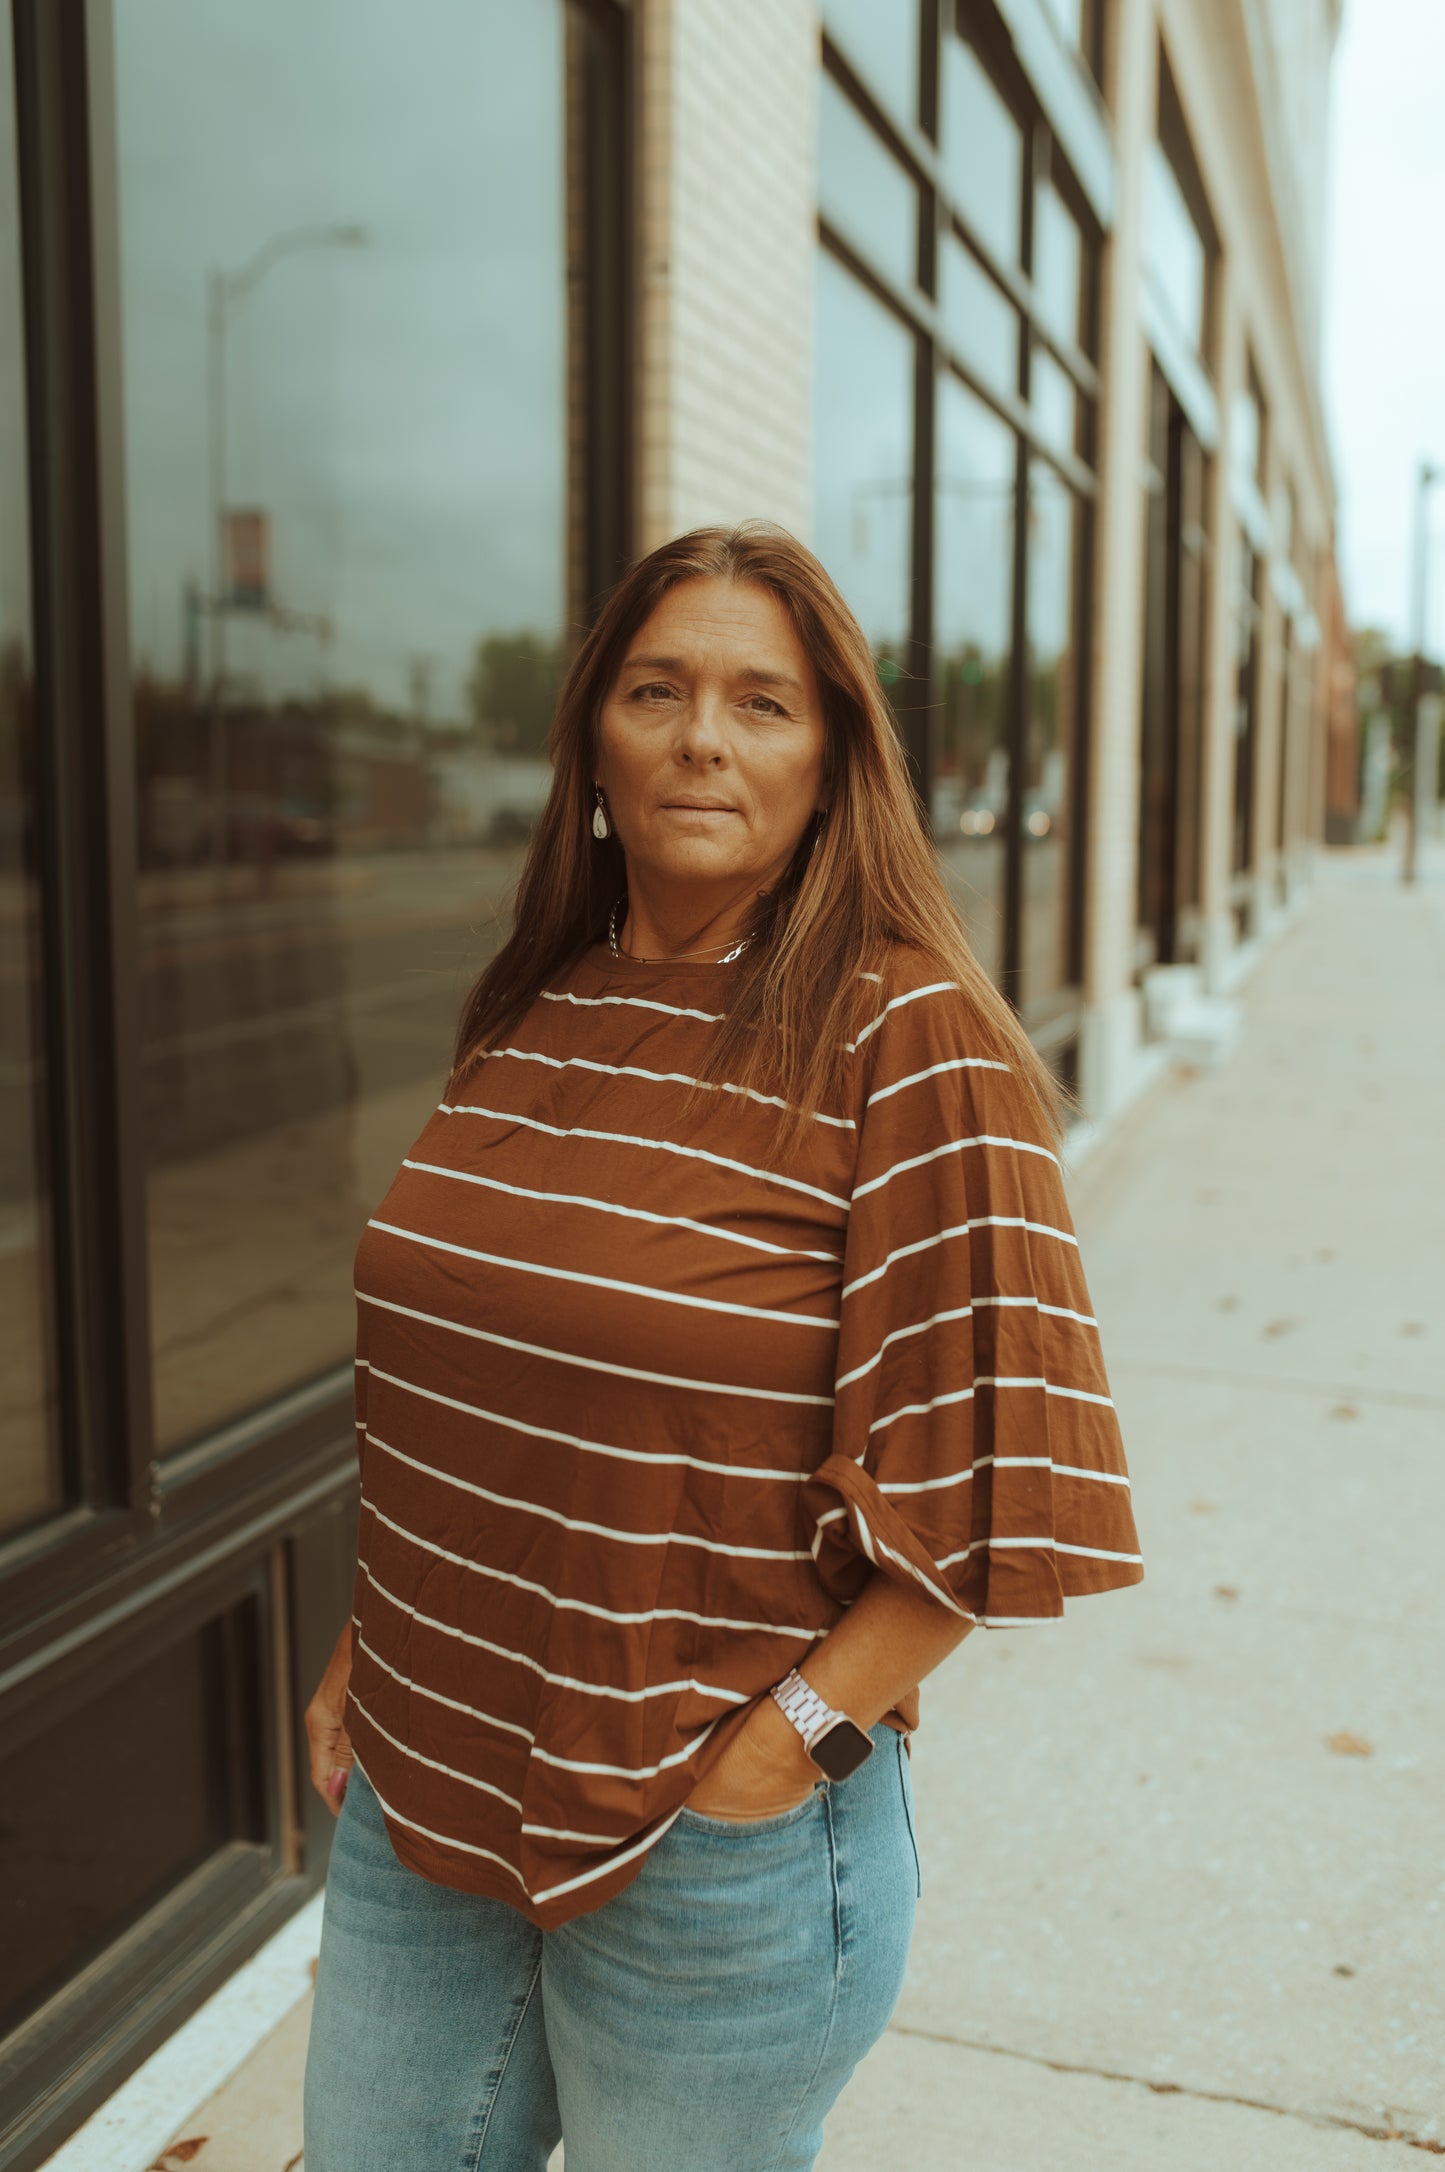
top-left (620, 652), bottom-right (808, 700)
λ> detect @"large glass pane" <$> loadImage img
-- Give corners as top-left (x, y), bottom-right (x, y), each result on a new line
top-left (940, 35), bottom-right (1025, 270)
top-left (819, 71), bottom-right (920, 291)
top-left (1031, 346), bottom-right (1080, 459)
top-left (115, 0), bottom-right (581, 1451)
top-left (1032, 177), bottom-right (1083, 349)
top-left (933, 375), bottom-right (1017, 983)
top-left (813, 250), bottom-right (916, 666)
top-left (1144, 141), bottom-right (1207, 357)
top-left (939, 231), bottom-right (1020, 404)
top-left (823, 0), bottom-right (921, 132)
top-left (0, 44), bottom-right (63, 1537)
top-left (1021, 464), bottom-right (1083, 1009)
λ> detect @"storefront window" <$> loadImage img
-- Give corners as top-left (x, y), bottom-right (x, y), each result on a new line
top-left (933, 376), bottom-right (1016, 982)
top-left (1022, 464), bottom-right (1082, 1010)
top-left (0, 43), bottom-right (63, 1538)
top-left (1145, 139), bottom-right (1207, 357)
top-left (940, 231), bottom-right (1020, 404)
top-left (822, 0), bottom-right (921, 131)
top-left (940, 33), bottom-right (1026, 270)
top-left (813, 250), bottom-right (916, 666)
top-left (114, 0), bottom-right (580, 1452)
top-left (1032, 176), bottom-right (1084, 348)
top-left (819, 69), bottom-right (921, 291)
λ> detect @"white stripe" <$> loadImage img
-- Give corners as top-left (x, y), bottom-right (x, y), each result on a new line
top-left (993, 1455), bottom-right (1131, 1486)
top-left (353, 1627), bottom-right (736, 1780)
top-left (356, 1288), bottom-right (835, 1406)
top-left (865, 1056), bottom-right (1010, 1107)
top-left (541, 988), bottom-right (724, 1023)
top-left (366, 1434), bottom-right (812, 1561)
top-left (368, 1360), bottom-right (813, 1486)
top-left (853, 1132), bottom-right (1060, 1202)
top-left (368, 1217), bottom-right (838, 1335)
top-left (937, 1536), bottom-right (1143, 1568)
top-left (841, 1215), bottom-right (1078, 1300)
top-left (439, 1100), bottom-right (848, 1209)
top-left (360, 1559), bottom-right (754, 1705)
top-left (853, 1497), bottom-right (974, 1622)
top-left (486, 1045), bottom-right (854, 1128)
top-left (531, 1809), bottom-right (691, 1906)
top-left (835, 1293), bottom-right (1100, 1392)
top-left (348, 1687), bottom-right (523, 1811)
top-left (348, 1753), bottom-right (529, 1890)
top-left (835, 1304), bottom-right (974, 1390)
top-left (401, 1158), bottom-right (842, 1266)
top-left (847, 981), bottom-right (958, 1052)
top-left (879, 1466), bottom-right (976, 1496)
top-left (522, 1820), bottom-right (634, 1845)
top-left (354, 1623), bottom-right (535, 1743)
top-left (362, 1488), bottom-right (822, 1634)
top-left (870, 1375), bottom-right (1114, 1435)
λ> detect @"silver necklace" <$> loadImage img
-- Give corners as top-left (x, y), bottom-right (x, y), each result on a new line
top-left (607, 896), bottom-right (750, 965)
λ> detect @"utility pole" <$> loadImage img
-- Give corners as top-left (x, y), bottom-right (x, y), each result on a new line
top-left (1404, 459), bottom-right (1440, 885)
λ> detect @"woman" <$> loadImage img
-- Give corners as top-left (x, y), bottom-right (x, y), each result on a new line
top-left (302, 523), bottom-right (1143, 2171)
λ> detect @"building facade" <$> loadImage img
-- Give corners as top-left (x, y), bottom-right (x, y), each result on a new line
top-left (0, 2), bottom-right (1338, 2163)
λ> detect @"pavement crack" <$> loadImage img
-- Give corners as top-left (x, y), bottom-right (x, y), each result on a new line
top-left (885, 2024), bottom-right (1444, 2152)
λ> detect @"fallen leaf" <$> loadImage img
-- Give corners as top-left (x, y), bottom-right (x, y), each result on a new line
top-left (1329, 1403), bottom-right (1359, 1420)
top-left (1189, 1498), bottom-right (1215, 1514)
top-left (1216, 1295), bottom-right (1239, 1313)
top-left (1402, 1321), bottom-right (1425, 1337)
top-left (146, 2142), bottom-right (208, 2170)
top-left (283, 2153), bottom-right (304, 2172)
top-left (1317, 1249), bottom-right (1336, 1263)
top-left (1325, 1730), bottom-right (1373, 1757)
top-left (1213, 1584), bottom-right (1239, 1601)
top-left (1262, 1318), bottom-right (1299, 1339)
top-left (1333, 1963), bottom-right (1356, 1977)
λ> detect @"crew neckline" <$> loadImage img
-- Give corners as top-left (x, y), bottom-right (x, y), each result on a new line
top-left (576, 941), bottom-right (745, 986)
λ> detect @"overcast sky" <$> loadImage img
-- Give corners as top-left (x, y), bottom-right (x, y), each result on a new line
top-left (1324, 0), bottom-right (1445, 646)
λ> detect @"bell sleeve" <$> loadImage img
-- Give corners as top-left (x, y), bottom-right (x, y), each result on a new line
top-left (802, 973), bottom-right (1144, 1627)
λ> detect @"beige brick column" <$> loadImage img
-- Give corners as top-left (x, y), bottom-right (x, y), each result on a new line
top-left (634, 0), bottom-right (820, 551)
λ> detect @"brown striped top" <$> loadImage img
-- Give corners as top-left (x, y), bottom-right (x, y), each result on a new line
top-left (344, 941), bottom-right (1143, 1927)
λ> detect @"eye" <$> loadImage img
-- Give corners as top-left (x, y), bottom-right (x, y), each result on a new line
top-left (627, 680), bottom-right (676, 703)
top-left (742, 693), bottom-right (787, 716)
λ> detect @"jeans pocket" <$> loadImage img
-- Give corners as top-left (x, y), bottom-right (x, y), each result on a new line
top-left (674, 1783), bottom-right (826, 1837)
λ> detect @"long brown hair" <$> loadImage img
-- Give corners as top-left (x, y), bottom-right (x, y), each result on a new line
top-left (451, 522), bottom-right (1066, 1140)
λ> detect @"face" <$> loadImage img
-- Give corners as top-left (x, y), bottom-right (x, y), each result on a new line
top-left (595, 577), bottom-right (828, 900)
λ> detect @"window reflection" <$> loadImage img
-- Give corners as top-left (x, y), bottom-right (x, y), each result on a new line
top-left (939, 232), bottom-right (1019, 404)
top-left (822, 0), bottom-right (921, 131)
top-left (115, 0), bottom-right (582, 1451)
top-left (1031, 347), bottom-right (1080, 459)
top-left (1032, 178), bottom-right (1083, 349)
top-left (819, 71), bottom-right (920, 290)
top-left (940, 34), bottom-right (1024, 270)
top-left (813, 250), bottom-right (916, 665)
top-left (1145, 141), bottom-right (1207, 357)
top-left (1022, 465), bottom-right (1081, 1009)
top-left (0, 46), bottom-right (63, 1536)
top-left (933, 375), bottom-right (1016, 982)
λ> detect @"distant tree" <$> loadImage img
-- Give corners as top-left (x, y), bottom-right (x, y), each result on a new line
top-left (465, 631), bottom-right (563, 755)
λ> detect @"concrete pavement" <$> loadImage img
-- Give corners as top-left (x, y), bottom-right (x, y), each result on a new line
top-left (111, 841), bottom-right (1444, 2171)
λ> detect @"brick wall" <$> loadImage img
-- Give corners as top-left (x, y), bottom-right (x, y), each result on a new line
top-left (635, 0), bottom-right (819, 550)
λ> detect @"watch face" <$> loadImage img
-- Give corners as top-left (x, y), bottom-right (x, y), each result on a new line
top-left (811, 1719), bottom-right (875, 1783)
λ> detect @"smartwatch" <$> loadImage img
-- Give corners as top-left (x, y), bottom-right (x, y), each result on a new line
top-left (770, 1668), bottom-right (875, 1782)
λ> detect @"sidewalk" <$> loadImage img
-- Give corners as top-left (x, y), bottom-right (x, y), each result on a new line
top-left (70, 843), bottom-right (1445, 2172)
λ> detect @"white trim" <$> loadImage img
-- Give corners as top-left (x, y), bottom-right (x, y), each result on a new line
top-left (36, 1893), bottom-right (325, 2172)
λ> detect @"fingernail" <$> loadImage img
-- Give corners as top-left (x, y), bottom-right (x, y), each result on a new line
top-left (328, 1767), bottom-right (348, 1797)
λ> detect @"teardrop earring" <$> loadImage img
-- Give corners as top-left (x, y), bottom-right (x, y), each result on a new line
top-left (591, 787), bottom-right (611, 842)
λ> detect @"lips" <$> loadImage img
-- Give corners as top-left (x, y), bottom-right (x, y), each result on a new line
top-left (660, 800), bottom-right (736, 813)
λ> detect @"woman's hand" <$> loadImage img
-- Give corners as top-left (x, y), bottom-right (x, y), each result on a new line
top-left (305, 1621), bottom-right (356, 1816)
top-left (684, 1690), bottom-right (820, 1820)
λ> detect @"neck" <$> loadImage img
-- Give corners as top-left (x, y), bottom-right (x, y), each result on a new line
top-left (616, 868), bottom-right (767, 962)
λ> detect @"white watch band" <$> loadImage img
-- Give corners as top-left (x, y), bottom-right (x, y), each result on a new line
top-left (770, 1667), bottom-right (847, 1756)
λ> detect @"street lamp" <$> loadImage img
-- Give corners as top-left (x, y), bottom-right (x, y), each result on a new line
top-left (205, 222), bottom-right (369, 866)
top-left (1404, 458), bottom-right (1442, 886)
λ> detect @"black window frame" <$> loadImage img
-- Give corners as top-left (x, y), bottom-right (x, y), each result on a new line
top-left (818, 0), bottom-right (1103, 1070)
top-left (0, 2), bottom-right (633, 2160)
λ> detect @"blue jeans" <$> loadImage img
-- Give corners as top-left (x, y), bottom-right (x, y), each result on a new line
top-left (303, 1722), bottom-right (920, 2172)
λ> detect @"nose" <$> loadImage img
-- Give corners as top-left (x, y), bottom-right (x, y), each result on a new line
top-left (674, 686), bottom-right (728, 766)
